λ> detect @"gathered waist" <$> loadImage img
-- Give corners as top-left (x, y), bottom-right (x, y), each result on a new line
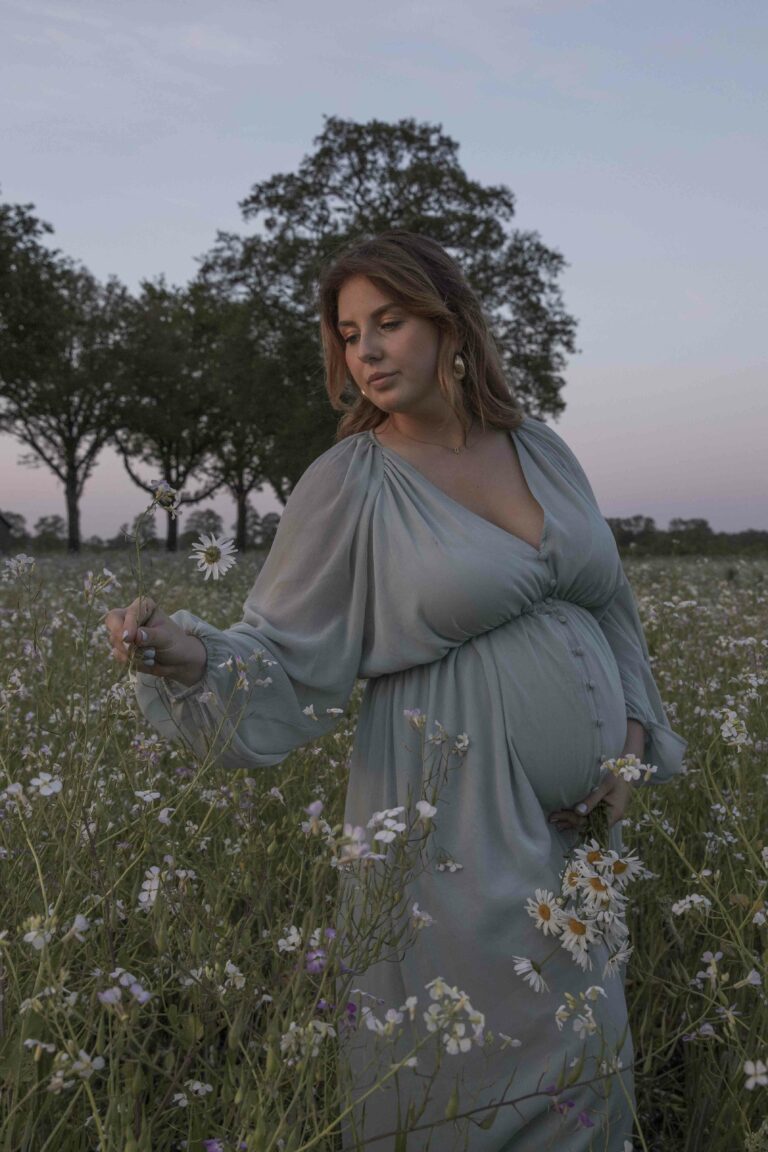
top-left (520, 594), bottom-right (567, 618)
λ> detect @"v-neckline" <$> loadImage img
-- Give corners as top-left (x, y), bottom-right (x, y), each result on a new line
top-left (368, 424), bottom-right (549, 557)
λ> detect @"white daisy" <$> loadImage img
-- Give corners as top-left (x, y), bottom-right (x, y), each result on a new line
top-left (603, 944), bottom-right (634, 979)
top-left (561, 862), bottom-right (586, 898)
top-left (577, 872), bottom-right (627, 914)
top-left (558, 914), bottom-right (598, 970)
top-left (511, 955), bottom-right (549, 994)
top-left (608, 851), bottom-right (648, 888)
top-left (188, 533), bottom-right (238, 581)
top-left (573, 839), bottom-right (607, 871)
top-left (525, 889), bottom-right (562, 936)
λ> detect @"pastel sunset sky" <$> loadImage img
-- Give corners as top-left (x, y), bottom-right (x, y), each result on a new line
top-left (2, 0), bottom-right (765, 537)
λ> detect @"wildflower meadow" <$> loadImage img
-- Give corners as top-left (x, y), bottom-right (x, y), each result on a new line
top-left (0, 529), bottom-right (766, 1151)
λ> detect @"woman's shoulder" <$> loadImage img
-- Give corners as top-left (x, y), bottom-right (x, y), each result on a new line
top-left (288, 430), bottom-right (381, 507)
top-left (518, 414), bottom-right (582, 466)
top-left (517, 415), bottom-right (597, 499)
top-left (299, 430), bottom-right (375, 478)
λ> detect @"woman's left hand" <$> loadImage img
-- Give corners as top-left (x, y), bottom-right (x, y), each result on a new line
top-left (548, 773), bottom-right (634, 834)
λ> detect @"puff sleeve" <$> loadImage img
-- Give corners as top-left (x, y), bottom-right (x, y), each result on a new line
top-left (532, 418), bottom-right (687, 782)
top-left (588, 566), bottom-right (687, 782)
top-left (132, 436), bottom-right (380, 770)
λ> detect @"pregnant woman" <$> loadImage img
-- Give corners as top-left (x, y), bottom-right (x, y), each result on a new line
top-left (106, 230), bottom-right (686, 1149)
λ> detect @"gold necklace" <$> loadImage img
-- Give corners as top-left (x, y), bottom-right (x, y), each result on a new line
top-left (380, 418), bottom-right (477, 455)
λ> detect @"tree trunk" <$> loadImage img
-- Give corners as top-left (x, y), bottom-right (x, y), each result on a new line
top-left (165, 510), bottom-right (178, 552)
top-left (65, 467), bottom-right (81, 553)
top-left (235, 490), bottom-right (248, 553)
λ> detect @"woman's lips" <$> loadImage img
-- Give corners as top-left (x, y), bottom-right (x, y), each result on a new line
top-left (370, 372), bottom-right (397, 388)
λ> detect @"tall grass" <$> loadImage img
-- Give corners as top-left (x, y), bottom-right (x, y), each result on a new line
top-left (0, 550), bottom-right (765, 1150)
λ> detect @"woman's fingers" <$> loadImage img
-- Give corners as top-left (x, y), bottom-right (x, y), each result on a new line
top-left (121, 596), bottom-right (158, 644)
top-left (549, 781), bottom-right (607, 832)
top-left (548, 808), bottom-right (586, 833)
top-left (550, 774), bottom-right (634, 832)
top-left (600, 775), bottom-right (634, 827)
top-left (104, 597), bottom-right (162, 666)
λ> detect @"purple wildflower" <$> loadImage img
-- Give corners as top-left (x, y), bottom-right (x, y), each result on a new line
top-left (305, 948), bottom-right (327, 974)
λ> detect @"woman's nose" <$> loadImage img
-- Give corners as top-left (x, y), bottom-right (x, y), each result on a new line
top-left (355, 330), bottom-right (382, 362)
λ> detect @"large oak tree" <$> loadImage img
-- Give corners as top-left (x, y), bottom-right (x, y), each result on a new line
top-left (200, 115), bottom-right (578, 496)
top-left (0, 198), bottom-right (128, 552)
top-left (112, 278), bottom-right (226, 551)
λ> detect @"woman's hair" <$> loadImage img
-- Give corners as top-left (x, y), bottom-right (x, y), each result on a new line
top-left (316, 230), bottom-right (524, 441)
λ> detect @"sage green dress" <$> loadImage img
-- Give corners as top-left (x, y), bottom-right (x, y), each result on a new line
top-left (134, 415), bottom-right (686, 1151)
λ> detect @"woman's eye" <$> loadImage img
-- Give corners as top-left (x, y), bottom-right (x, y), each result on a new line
top-left (343, 321), bottom-right (401, 346)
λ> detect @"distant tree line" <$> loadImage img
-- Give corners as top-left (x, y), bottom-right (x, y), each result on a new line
top-left (3, 507), bottom-right (764, 559)
top-left (0, 507), bottom-right (281, 554)
top-left (605, 516), bottom-right (768, 558)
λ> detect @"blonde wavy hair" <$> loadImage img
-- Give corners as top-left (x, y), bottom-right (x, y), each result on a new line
top-left (316, 230), bottom-right (525, 442)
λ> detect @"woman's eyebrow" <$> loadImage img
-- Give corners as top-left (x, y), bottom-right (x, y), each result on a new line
top-left (337, 303), bottom-right (401, 330)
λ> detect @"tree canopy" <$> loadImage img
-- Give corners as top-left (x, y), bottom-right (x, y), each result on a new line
top-left (0, 198), bottom-right (129, 551)
top-left (199, 115), bottom-right (578, 489)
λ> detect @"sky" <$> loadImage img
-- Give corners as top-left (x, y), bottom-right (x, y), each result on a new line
top-left (1, 0), bottom-right (766, 538)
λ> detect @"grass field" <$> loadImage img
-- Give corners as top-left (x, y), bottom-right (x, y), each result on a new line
top-left (0, 548), bottom-right (766, 1151)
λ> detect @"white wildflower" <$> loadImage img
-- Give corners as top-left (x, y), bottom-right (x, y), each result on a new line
top-left (134, 789), bottom-right (161, 803)
top-left (411, 902), bottom-right (434, 930)
top-left (525, 889), bottom-right (562, 937)
top-left (137, 866), bottom-right (161, 911)
top-left (70, 1050), bottom-right (105, 1080)
top-left (188, 533), bottom-right (238, 581)
top-left (277, 925), bottom-right (302, 953)
top-left (511, 955), bottom-right (549, 993)
top-left (2, 553), bottom-right (36, 581)
top-left (22, 916), bottom-right (53, 950)
top-left (671, 894), bottom-right (712, 916)
top-left (744, 1059), bottom-right (768, 1090)
top-left (29, 772), bottom-right (62, 797)
top-left (185, 1079), bottom-right (213, 1096)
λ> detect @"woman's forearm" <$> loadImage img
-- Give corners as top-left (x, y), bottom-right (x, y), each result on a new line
top-left (622, 717), bottom-right (647, 759)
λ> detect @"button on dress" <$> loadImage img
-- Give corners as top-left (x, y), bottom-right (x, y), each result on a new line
top-left (134, 415), bottom-right (687, 1151)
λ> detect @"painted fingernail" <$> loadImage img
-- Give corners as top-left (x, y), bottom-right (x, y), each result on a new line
top-left (141, 649), bottom-right (156, 663)
top-left (575, 803), bottom-right (589, 815)
top-left (142, 657), bottom-right (156, 668)
top-left (138, 628), bottom-right (148, 643)
top-left (122, 629), bottom-right (129, 640)
top-left (122, 640), bottom-right (131, 650)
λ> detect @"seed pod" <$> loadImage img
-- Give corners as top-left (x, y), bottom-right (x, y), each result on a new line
top-left (478, 1107), bottom-right (499, 1129)
top-left (131, 1063), bottom-right (145, 1095)
top-left (265, 1044), bottom-right (281, 1079)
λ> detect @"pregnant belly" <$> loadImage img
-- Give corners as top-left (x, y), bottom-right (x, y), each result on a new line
top-left (485, 602), bottom-right (628, 813)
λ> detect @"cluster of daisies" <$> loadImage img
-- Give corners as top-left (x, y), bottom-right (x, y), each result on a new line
top-left (514, 837), bottom-right (650, 994)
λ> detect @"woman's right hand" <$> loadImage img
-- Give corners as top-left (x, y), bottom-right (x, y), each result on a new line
top-left (104, 596), bottom-right (208, 687)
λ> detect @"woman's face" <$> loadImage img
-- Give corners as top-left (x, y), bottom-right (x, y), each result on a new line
top-left (337, 275), bottom-right (446, 419)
